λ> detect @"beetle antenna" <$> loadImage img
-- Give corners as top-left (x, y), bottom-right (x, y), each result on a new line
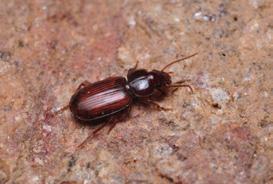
top-left (161, 52), bottom-right (198, 72)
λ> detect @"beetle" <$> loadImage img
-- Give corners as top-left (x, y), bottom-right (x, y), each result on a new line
top-left (59, 53), bottom-right (197, 147)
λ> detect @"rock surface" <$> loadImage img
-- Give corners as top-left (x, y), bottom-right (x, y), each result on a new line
top-left (0, 0), bottom-right (272, 183)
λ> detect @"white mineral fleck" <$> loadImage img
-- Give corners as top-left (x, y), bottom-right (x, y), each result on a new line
top-left (209, 88), bottom-right (230, 104)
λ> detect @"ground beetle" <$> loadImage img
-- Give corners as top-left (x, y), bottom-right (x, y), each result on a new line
top-left (58, 53), bottom-right (197, 147)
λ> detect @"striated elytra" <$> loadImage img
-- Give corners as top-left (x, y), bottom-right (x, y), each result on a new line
top-left (70, 76), bottom-right (132, 122)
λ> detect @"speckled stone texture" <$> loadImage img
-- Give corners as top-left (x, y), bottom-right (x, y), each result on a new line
top-left (0, 0), bottom-right (272, 184)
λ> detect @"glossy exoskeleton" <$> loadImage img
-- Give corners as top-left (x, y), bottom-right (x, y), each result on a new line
top-left (67, 53), bottom-right (197, 147)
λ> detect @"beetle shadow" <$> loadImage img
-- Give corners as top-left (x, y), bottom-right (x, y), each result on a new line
top-left (69, 107), bottom-right (131, 128)
top-left (70, 114), bottom-right (108, 127)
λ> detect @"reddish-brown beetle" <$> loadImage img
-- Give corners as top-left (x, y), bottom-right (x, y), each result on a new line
top-left (59, 53), bottom-right (197, 147)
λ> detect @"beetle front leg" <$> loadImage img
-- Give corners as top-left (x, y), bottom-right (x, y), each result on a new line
top-left (170, 79), bottom-right (194, 93)
top-left (131, 60), bottom-right (139, 70)
top-left (169, 84), bottom-right (194, 93)
top-left (140, 100), bottom-right (172, 111)
top-left (173, 79), bottom-right (190, 84)
top-left (149, 101), bottom-right (172, 111)
top-left (127, 60), bottom-right (139, 76)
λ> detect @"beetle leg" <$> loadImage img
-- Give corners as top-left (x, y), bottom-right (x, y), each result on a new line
top-left (170, 79), bottom-right (190, 94)
top-left (53, 105), bottom-right (69, 115)
top-left (77, 80), bottom-right (91, 91)
top-left (132, 60), bottom-right (139, 70)
top-left (150, 101), bottom-right (172, 111)
top-left (170, 87), bottom-right (179, 94)
top-left (108, 106), bottom-right (131, 134)
top-left (140, 100), bottom-right (172, 111)
top-left (173, 79), bottom-right (190, 85)
top-left (108, 121), bottom-right (118, 134)
top-left (77, 122), bottom-right (108, 149)
top-left (77, 112), bottom-right (124, 149)
top-left (127, 60), bottom-right (139, 76)
top-left (169, 84), bottom-right (194, 93)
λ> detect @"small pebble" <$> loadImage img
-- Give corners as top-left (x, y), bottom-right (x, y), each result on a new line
top-left (209, 88), bottom-right (230, 105)
top-left (128, 16), bottom-right (136, 28)
top-left (249, 0), bottom-right (265, 8)
top-left (193, 11), bottom-right (216, 22)
top-left (152, 143), bottom-right (173, 159)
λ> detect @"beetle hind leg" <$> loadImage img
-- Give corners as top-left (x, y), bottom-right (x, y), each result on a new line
top-left (76, 80), bottom-right (91, 91)
top-left (52, 105), bottom-right (70, 115)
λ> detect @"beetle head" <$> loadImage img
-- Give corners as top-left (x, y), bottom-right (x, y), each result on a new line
top-left (150, 70), bottom-right (172, 88)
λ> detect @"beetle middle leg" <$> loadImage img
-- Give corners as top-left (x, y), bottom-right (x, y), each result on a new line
top-left (77, 108), bottom-right (130, 149)
top-left (77, 121), bottom-right (109, 149)
top-left (107, 106), bottom-right (131, 135)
